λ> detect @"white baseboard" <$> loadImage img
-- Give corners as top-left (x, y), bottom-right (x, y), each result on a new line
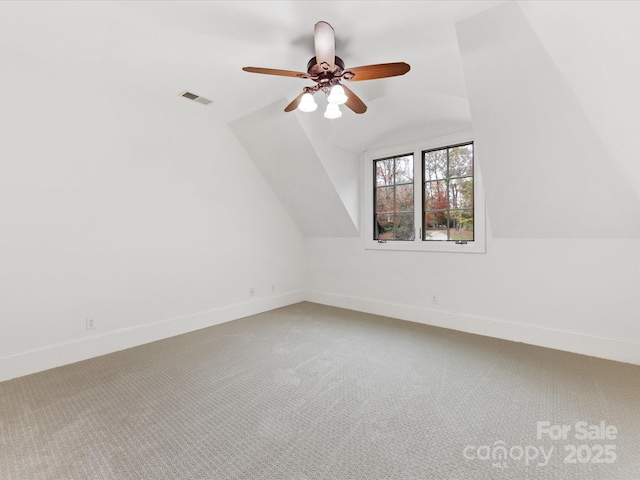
top-left (305, 290), bottom-right (640, 366)
top-left (0, 291), bottom-right (305, 383)
top-left (4, 289), bottom-right (637, 383)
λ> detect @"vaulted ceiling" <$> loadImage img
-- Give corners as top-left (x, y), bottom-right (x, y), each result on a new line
top-left (0, 1), bottom-right (502, 149)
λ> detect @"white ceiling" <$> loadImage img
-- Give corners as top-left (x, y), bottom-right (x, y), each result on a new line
top-left (0, 0), bottom-right (505, 153)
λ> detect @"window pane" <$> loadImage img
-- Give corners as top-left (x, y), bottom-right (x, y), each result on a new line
top-left (376, 214), bottom-right (394, 239)
top-left (448, 177), bottom-right (473, 209)
top-left (424, 210), bottom-right (448, 229)
top-left (394, 155), bottom-right (413, 184)
top-left (424, 180), bottom-right (447, 211)
top-left (395, 184), bottom-right (414, 212)
top-left (424, 211), bottom-right (448, 241)
top-left (448, 144), bottom-right (473, 177)
top-left (375, 213), bottom-right (414, 241)
top-left (449, 209), bottom-right (474, 241)
top-left (375, 159), bottom-right (394, 186)
top-left (424, 150), bottom-right (447, 181)
top-left (376, 186), bottom-right (394, 213)
top-left (394, 214), bottom-right (415, 240)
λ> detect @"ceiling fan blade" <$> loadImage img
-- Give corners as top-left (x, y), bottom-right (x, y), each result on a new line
top-left (314, 21), bottom-right (335, 71)
top-left (341, 84), bottom-right (367, 114)
top-left (344, 62), bottom-right (410, 82)
top-left (242, 67), bottom-right (309, 79)
top-left (284, 91), bottom-right (307, 112)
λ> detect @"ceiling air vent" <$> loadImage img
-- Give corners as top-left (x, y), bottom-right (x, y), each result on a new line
top-left (180, 91), bottom-right (212, 105)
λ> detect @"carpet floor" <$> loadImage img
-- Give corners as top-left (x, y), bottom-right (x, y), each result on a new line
top-left (1, 302), bottom-right (639, 479)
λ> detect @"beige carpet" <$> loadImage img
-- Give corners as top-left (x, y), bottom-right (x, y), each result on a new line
top-left (1, 302), bottom-right (639, 479)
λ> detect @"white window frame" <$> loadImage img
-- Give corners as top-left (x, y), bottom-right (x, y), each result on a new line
top-left (364, 131), bottom-right (486, 253)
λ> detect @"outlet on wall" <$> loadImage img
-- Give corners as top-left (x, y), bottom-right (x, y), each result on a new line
top-left (86, 318), bottom-right (95, 330)
top-left (431, 295), bottom-right (438, 305)
top-left (249, 287), bottom-right (255, 297)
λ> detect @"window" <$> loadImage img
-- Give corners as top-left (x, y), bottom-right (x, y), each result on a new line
top-left (423, 143), bottom-right (474, 242)
top-left (374, 154), bottom-right (414, 241)
top-left (364, 132), bottom-right (485, 253)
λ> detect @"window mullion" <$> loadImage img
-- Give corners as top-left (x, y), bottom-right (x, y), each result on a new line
top-left (414, 149), bottom-right (421, 242)
top-left (446, 147), bottom-right (450, 241)
top-left (392, 158), bottom-right (397, 239)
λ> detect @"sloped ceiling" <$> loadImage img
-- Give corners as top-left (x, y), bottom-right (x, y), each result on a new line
top-left (0, 1), bottom-right (501, 132)
top-left (457, 2), bottom-right (640, 238)
top-left (230, 101), bottom-right (359, 237)
top-left (519, 1), bottom-right (640, 201)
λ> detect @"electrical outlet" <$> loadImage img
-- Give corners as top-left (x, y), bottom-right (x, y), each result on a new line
top-left (249, 287), bottom-right (255, 297)
top-left (431, 295), bottom-right (438, 305)
top-left (271, 284), bottom-right (275, 293)
top-left (86, 318), bottom-right (95, 330)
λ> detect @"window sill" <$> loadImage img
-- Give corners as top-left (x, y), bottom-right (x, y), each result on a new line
top-left (364, 238), bottom-right (485, 253)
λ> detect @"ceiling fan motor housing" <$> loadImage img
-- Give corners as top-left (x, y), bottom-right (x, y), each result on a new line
top-left (307, 56), bottom-right (345, 83)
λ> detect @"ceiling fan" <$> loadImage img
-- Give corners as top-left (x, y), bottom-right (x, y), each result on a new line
top-left (242, 21), bottom-right (410, 118)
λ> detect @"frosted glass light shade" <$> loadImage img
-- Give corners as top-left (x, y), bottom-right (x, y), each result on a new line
top-left (324, 103), bottom-right (342, 119)
top-left (298, 93), bottom-right (317, 112)
top-left (327, 85), bottom-right (348, 105)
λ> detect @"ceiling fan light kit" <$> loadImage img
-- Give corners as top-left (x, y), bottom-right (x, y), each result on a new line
top-left (242, 21), bottom-right (410, 118)
top-left (298, 93), bottom-right (318, 112)
top-left (324, 103), bottom-right (342, 119)
top-left (327, 85), bottom-right (347, 105)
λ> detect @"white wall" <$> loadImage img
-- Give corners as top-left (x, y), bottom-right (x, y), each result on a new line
top-left (305, 236), bottom-right (640, 364)
top-left (229, 102), bottom-right (359, 238)
top-left (304, 3), bottom-right (640, 365)
top-left (0, 46), bottom-right (305, 382)
top-left (295, 111), bottom-right (361, 231)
